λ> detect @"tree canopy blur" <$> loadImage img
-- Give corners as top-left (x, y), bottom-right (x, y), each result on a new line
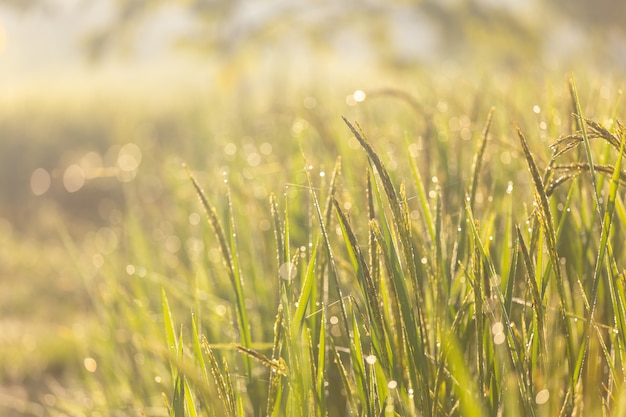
top-left (6, 0), bottom-right (625, 72)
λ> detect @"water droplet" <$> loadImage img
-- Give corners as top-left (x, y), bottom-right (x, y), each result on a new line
top-left (493, 332), bottom-right (506, 345)
top-left (535, 389), bottom-right (549, 404)
top-left (278, 262), bottom-right (296, 281)
top-left (365, 355), bottom-right (377, 365)
top-left (216, 305), bottom-right (227, 317)
top-left (83, 357), bottom-right (98, 373)
top-left (491, 322), bottom-right (504, 334)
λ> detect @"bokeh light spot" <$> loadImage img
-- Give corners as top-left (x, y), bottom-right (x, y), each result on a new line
top-left (30, 168), bottom-right (51, 196)
top-left (279, 262), bottom-right (296, 281)
top-left (535, 389), bottom-right (549, 404)
top-left (224, 143), bottom-right (237, 156)
top-left (84, 357), bottom-right (98, 373)
top-left (63, 164), bottom-right (85, 192)
top-left (353, 89), bottom-right (366, 102)
top-left (259, 142), bottom-right (273, 155)
top-left (188, 212), bottom-right (201, 225)
top-left (117, 143), bottom-right (142, 172)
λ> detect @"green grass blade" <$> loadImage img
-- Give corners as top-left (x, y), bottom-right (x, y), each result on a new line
top-left (293, 240), bottom-right (319, 330)
top-left (266, 303), bottom-right (285, 417)
top-left (315, 311), bottom-right (326, 417)
top-left (569, 75), bottom-right (602, 215)
top-left (370, 218), bottom-right (427, 409)
top-left (184, 379), bottom-right (198, 417)
top-left (170, 326), bottom-right (186, 417)
top-left (191, 312), bottom-right (210, 390)
top-left (407, 135), bottom-right (436, 243)
top-left (185, 165), bottom-right (252, 375)
top-left (333, 197), bottom-right (388, 366)
top-left (343, 116), bottom-right (431, 410)
top-left (202, 336), bottom-right (236, 417)
top-left (270, 193), bottom-right (285, 267)
top-left (342, 117), bottom-right (422, 298)
top-left (302, 154), bottom-right (350, 331)
top-left (349, 304), bottom-right (370, 414)
top-left (469, 107), bottom-right (495, 209)
top-left (516, 127), bottom-right (575, 392)
top-left (170, 373), bottom-right (185, 417)
top-left (330, 337), bottom-right (358, 413)
top-left (466, 204), bottom-right (536, 416)
top-left (225, 189), bottom-right (253, 373)
top-left (574, 128), bottom-right (626, 386)
top-left (162, 288), bottom-right (178, 372)
top-left (322, 156), bottom-right (342, 230)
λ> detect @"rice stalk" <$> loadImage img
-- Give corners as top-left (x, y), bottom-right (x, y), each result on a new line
top-left (516, 128), bottom-right (575, 387)
top-left (185, 165), bottom-right (253, 376)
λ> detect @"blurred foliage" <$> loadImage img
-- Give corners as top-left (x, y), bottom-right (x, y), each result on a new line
top-left (74, 0), bottom-right (624, 69)
top-left (0, 0), bottom-right (48, 12)
top-left (83, 0), bottom-right (538, 61)
top-left (550, 0), bottom-right (626, 27)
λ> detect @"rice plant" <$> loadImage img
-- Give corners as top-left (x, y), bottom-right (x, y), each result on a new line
top-left (47, 77), bottom-right (626, 417)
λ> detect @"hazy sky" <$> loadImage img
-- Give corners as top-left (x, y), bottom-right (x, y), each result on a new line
top-left (0, 1), bottom-right (198, 94)
top-left (1, 0), bottom-right (623, 97)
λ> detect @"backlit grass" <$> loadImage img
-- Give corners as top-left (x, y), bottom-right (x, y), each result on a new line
top-left (5, 72), bottom-right (626, 416)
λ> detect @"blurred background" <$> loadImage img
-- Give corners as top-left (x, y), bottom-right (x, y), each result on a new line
top-left (1, 0), bottom-right (625, 415)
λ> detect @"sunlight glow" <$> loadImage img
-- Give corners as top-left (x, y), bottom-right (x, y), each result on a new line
top-left (0, 22), bottom-right (6, 55)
